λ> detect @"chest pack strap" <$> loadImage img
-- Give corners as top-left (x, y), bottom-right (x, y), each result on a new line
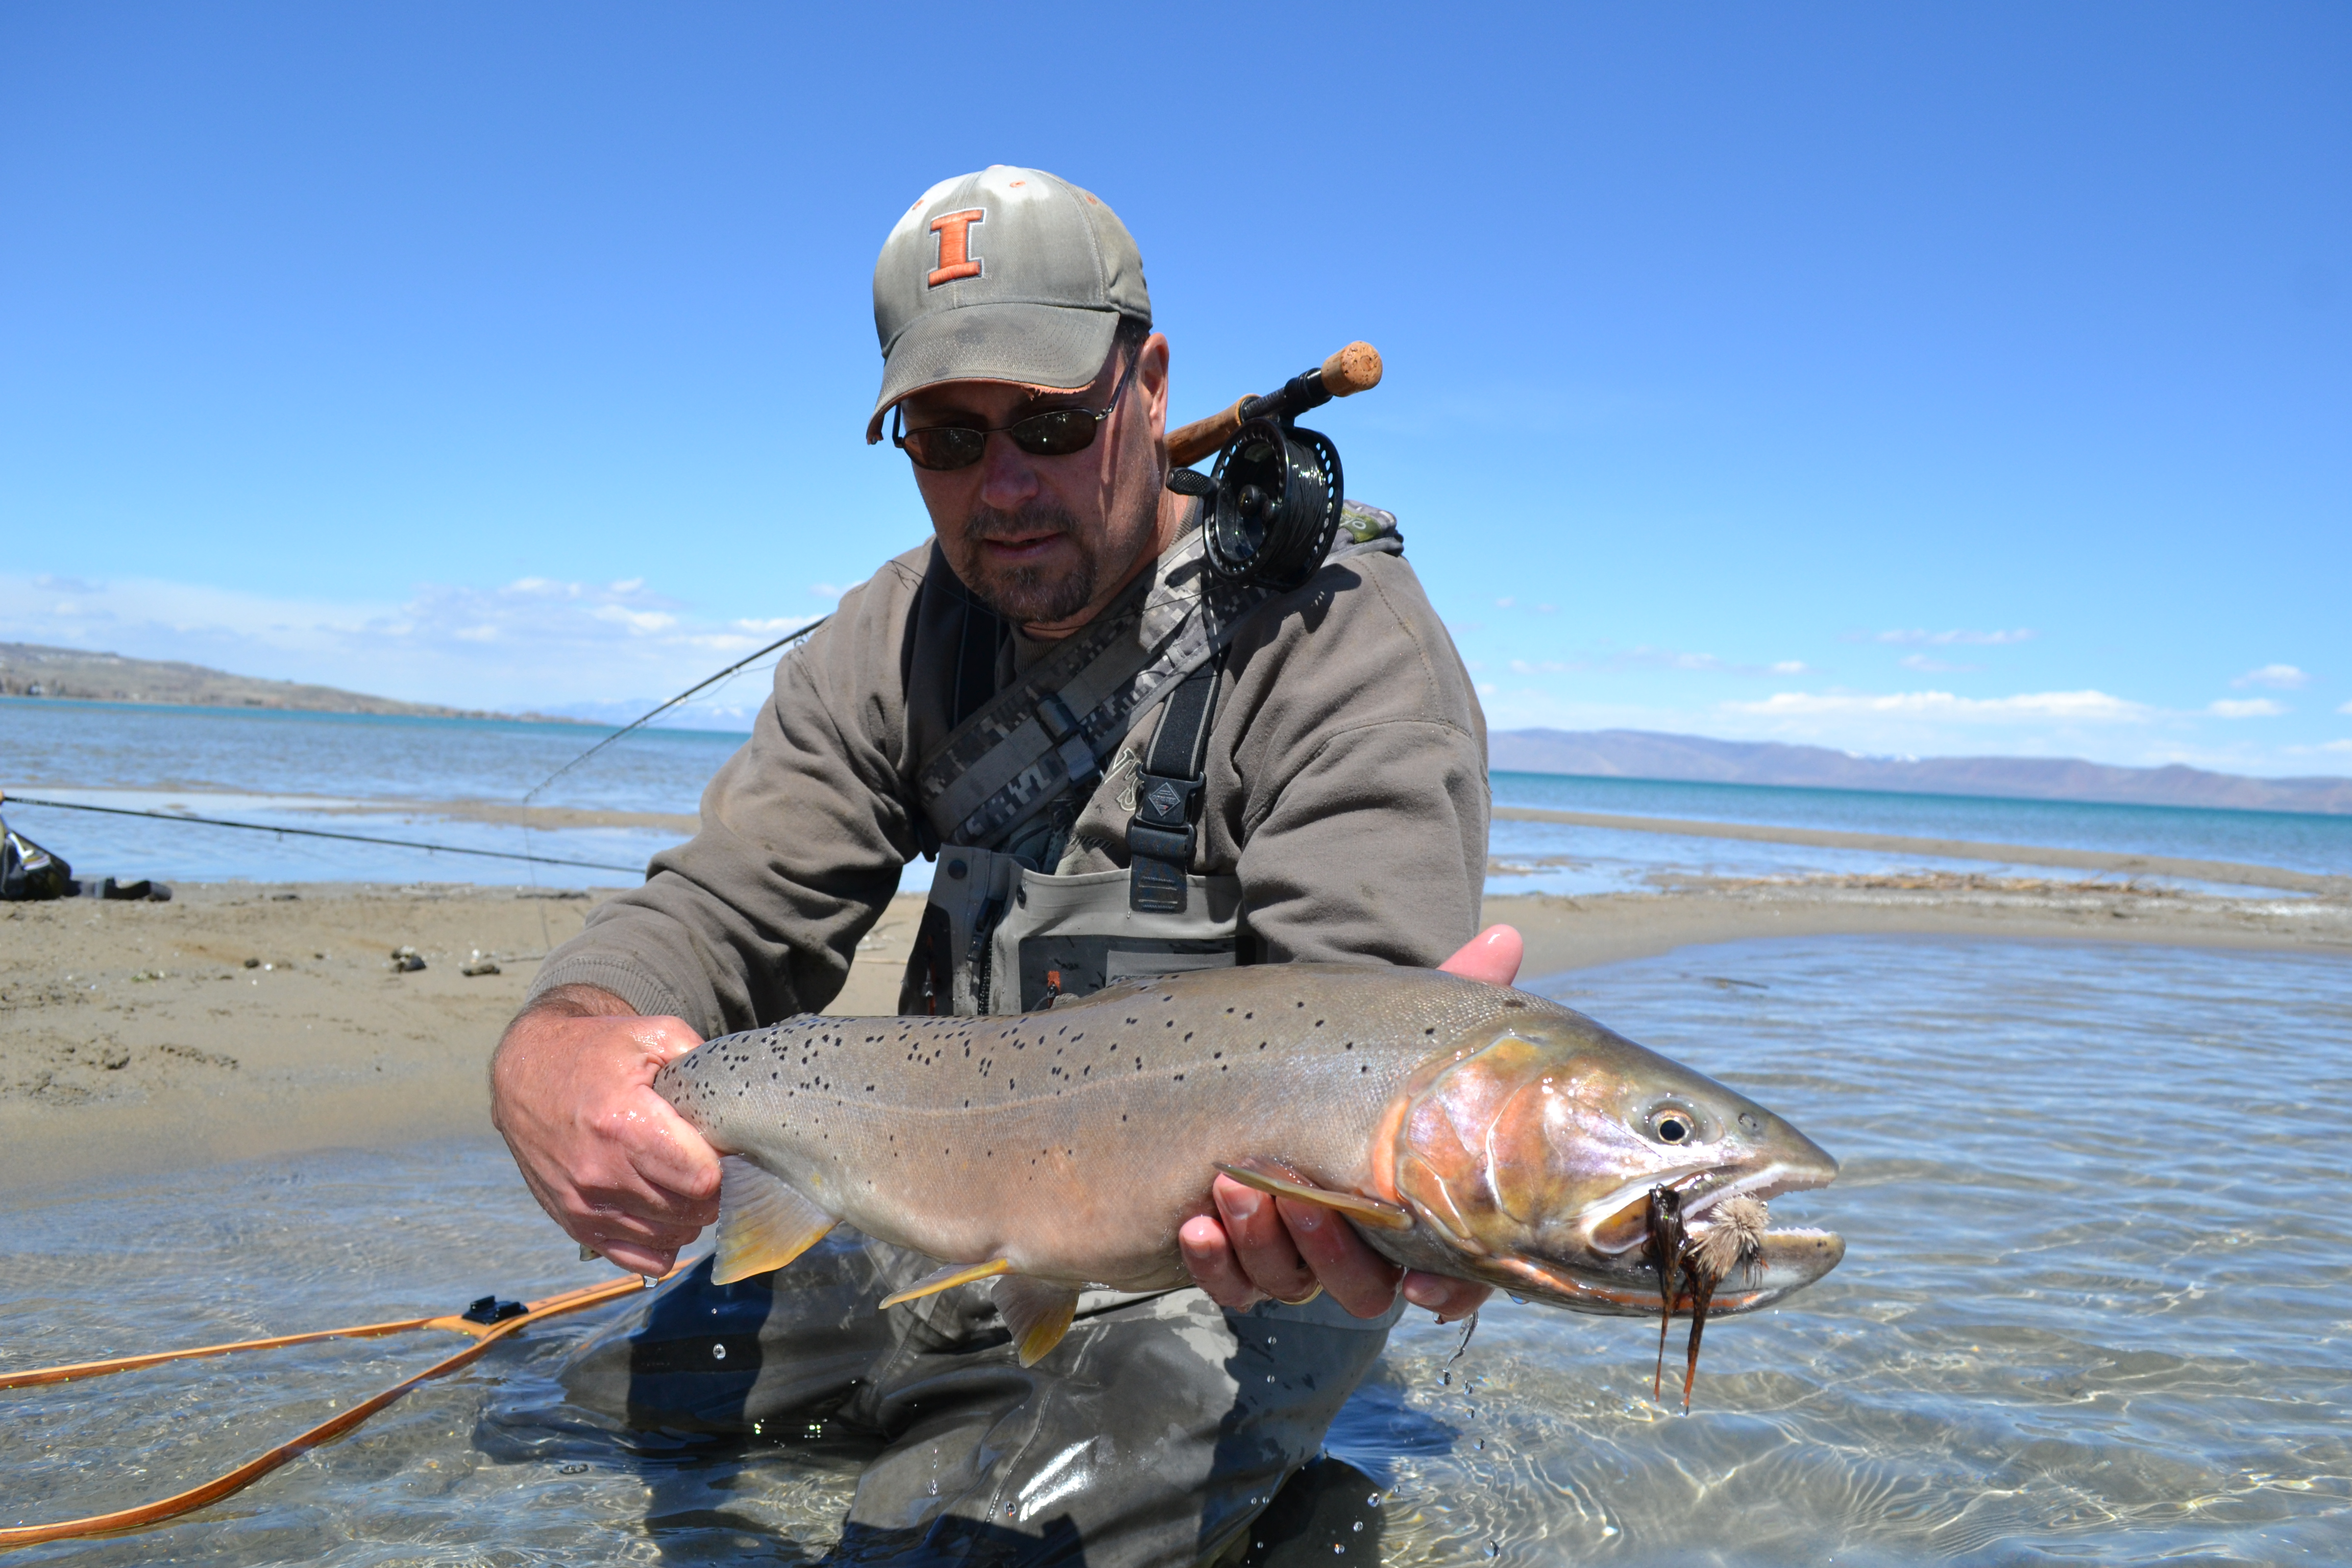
top-left (914, 518), bottom-right (1407, 858)
top-left (1125, 654), bottom-right (1223, 914)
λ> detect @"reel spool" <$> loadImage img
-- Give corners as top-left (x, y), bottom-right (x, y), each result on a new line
top-left (1173, 419), bottom-right (1345, 592)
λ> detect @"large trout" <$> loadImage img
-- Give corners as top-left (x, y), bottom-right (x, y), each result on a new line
top-left (656, 964), bottom-right (1842, 1368)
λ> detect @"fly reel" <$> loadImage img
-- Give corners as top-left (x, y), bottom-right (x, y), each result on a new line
top-left (1166, 346), bottom-right (1376, 592)
top-left (1196, 419), bottom-right (1344, 592)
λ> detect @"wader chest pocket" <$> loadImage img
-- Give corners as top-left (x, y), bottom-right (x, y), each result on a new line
top-left (984, 865), bottom-right (1241, 1015)
top-left (1018, 937), bottom-right (1235, 1012)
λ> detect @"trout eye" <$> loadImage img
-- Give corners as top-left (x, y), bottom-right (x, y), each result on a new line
top-left (1649, 1107), bottom-right (1698, 1145)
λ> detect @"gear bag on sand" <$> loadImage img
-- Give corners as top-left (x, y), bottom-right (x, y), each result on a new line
top-left (1, 815), bottom-right (72, 901)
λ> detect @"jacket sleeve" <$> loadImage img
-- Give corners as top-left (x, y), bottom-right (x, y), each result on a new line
top-left (525, 561), bottom-right (924, 1038)
top-left (1208, 550), bottom-right (1490, 969)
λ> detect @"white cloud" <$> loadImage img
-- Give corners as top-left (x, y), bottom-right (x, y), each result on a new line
top-left (2341, 700), bottom-right (2352, 716)
top-left (1898, 653), bottom-right (1981, 674)
top-left (591, 604), bottom-right (680, 634)
top-left (1865, 627), bottom-right (2036, 646)
top-left (2234, 664), bottom-right (2310, 690)
top-left (1726, 689), bottom-right (2152, 722)
top-left (1769, 660), bottom-right (1810, 674)
top-left (2207, 698), bottom-right (2286, 719)
top-left (809, 583), bottom-right (849, 602)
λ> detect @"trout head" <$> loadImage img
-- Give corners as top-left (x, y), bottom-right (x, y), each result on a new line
top-left (1378, 998), bottom-right (1844, 1317)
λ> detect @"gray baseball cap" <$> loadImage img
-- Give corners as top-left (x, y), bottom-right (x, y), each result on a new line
top-left (866, 166), bottom-right (1151, 444)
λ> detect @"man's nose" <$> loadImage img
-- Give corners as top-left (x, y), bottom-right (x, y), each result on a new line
top-left (975, 432), bottom-right (1042, 512)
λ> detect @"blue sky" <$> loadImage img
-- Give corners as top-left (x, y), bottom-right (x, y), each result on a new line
top-left (3, 4), bottom-right (2346, 774)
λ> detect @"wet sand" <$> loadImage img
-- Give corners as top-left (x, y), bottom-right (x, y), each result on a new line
top-left (4, 877), bottom-right (2345, 1196)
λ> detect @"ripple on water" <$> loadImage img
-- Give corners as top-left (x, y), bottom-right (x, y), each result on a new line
top-left (3, 937), bottom-right (2348, 1563)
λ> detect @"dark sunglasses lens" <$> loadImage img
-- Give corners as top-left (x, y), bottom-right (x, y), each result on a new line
top-left (1009, 410), bottom-right (1100, 457)
top-left (903, 427), bottom-right (987, 471)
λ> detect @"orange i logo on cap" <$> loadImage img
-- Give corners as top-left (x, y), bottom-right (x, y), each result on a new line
top-left (927, 209), bottom-right (985, 287)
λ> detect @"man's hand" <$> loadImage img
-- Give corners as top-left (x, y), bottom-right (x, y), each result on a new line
top-left (1177, 926), bottom-right (1524, 1320)
top-left (489, 984), bottom-right (721, 1277)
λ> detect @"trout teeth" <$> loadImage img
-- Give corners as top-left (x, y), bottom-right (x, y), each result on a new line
top-left (1688, 1196), bottom-right (1770, 1281)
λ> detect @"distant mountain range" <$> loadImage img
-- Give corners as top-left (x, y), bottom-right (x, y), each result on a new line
top-left (0, 642), bottom-right (558, 722)
top-left (1489, 728), bottom-right (2352, 816)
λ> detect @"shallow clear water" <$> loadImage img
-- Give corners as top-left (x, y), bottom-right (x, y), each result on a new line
top-left (5, 937), bottom-right (2346, 1563)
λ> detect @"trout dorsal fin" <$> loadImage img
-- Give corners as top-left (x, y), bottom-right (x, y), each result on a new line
top-left (713, 1156), bottom-right (839, 1285)
top-left (1216, 1158), bottom-right (1415, 1231)
top-left (994, 1277), bottom-right (1081, 1367)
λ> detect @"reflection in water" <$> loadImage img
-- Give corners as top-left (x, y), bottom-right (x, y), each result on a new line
top-left (4, 937), bottom-right (2348, 1562)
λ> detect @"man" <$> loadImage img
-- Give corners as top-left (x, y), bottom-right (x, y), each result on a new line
top-left (491, 165), bottom-right (1505, 1565)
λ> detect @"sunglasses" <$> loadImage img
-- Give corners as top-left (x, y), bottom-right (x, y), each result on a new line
top-left (892, 349), bottom-right (1141, 472)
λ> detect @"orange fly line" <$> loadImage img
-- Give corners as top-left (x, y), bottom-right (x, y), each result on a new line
top-left (1, 1268), bottom-right (679, 1549)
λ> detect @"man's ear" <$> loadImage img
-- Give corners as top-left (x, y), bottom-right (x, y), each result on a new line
top-left (1140, 332), bottom-right (1171, 442)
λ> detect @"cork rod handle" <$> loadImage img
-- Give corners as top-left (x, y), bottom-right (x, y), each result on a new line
top-left (1164, 341), bottom-right (1383, 469)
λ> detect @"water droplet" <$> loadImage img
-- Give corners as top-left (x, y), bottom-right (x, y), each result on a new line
top-left (711, 1343), bottom-right (726, 1361)
top-left (1267, 1374), bottom-right (1277, 1383)
top-left (1507, 1293), bottom-right (1527, 1305)
top-left (1475, 1438), bottom-right (1485, 1450)
top-left (1441, 1371), bottom-right (1452, 1385)
top-left (1332, 1546), bottom-right (1344, 1555)
top-left (1353, 1521), bottom-right (1364, 1532)
top-left (1366, 1494), bottom-right (1381, 1507)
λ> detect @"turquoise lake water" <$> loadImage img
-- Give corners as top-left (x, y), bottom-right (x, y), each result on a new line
top-left (8, 698), bottom-right (2347, 894)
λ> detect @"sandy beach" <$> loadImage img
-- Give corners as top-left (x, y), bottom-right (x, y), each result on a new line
top-left (6, 870), bottom-right (2345, 1200)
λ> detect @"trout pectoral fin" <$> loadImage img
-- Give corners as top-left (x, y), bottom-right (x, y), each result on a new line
top-left (879, 1257), bottom-right (1014, 1309)
top-left (1216, 1158), bottom-right (1414, 1232)
top-left (713, 1156), bottom-right (839, 1285)
top-left (994, 1277), bottom-right (1082, 1367)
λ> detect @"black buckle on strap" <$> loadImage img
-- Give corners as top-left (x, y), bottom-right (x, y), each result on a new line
top-left (1035, 692), bottom-right (1097, 784)
top-left (1130, 771), bottom-right (1200, 831)
top-left (1125, 821), bottom-right (1195, 864)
